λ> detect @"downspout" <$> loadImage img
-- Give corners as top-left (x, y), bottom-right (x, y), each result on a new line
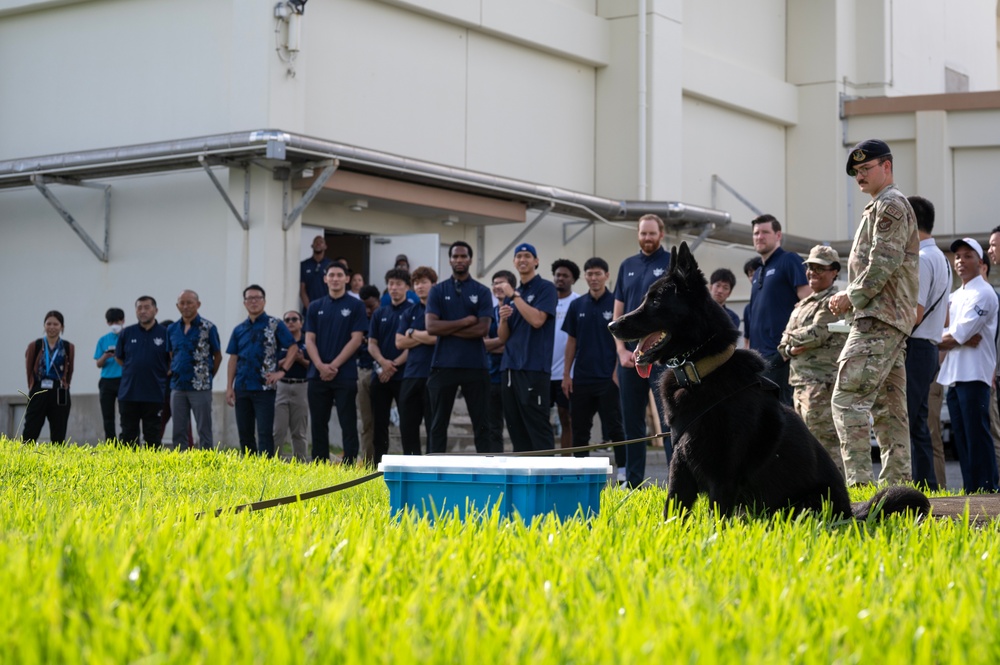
top-left (637, 0), bottom-right (647, 200)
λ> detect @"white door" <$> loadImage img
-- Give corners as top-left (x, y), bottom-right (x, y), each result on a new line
top-left (368, 233), bottom-right (440, 290)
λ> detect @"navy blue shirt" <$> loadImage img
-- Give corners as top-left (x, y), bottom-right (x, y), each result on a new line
top-left (748, 247), bottom-right (807, 359)
top-left (116, 322), bottom-right (170, 402)
top-left (500, 274), bottom-right (558, 373)
top-left (300, 257), bottom-right (333, 303)
top-left (488, 306), bottom-right (502, 384)
top-left (166, 315), bottom-right (221, 391)
top-left (283, 334), bottom-right (309, 380)
top-left (723, 306), bottom-right (740, 331)
top-left (614, 246), bottom-right (671, 349)
top-left (427, 276), bottom-right (494, 370)
top-left (226, 313), bottom-right (295, 392)
top-left (305, 293), bottom-right (368, 383)
top-left (369, 300), bottom-right (412, 382)
top-left (399, 301), bottom-right (434, 380)
top-left (562, 289), bottom-right (617, 384)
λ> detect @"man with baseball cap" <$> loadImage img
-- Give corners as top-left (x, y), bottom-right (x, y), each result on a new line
top-left (937, 237), bottom-right (999, 493)
top-left (495, 242), bottom-right (558, 451)
top-left (828, 138), bottom-right (919, 485)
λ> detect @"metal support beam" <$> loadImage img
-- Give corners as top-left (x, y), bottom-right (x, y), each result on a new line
top-left (199, 156), bottom-right (249, 230)
top-left (31, 175), bottom-right (110, 262)
top-left (562, 219), bottom-right (593, 246)
top-left (480, 203), bottom-right (555, 278)
top-left (283, 160), bottom-right (338, 230)
top-left (687, 223), bottom-right (716, 251)
top-left (711, 175), bottom-right (762, 217)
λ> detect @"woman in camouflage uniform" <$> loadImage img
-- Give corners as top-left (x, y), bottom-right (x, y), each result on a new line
top-left (778, 245), bottom-right (849, 477)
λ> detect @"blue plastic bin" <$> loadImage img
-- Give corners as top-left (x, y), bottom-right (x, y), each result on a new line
top-left (378, 455), bottom-right (611, 520)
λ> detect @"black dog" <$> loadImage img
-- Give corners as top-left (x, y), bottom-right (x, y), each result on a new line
top-left (608, 242), bottom-right (929, 520)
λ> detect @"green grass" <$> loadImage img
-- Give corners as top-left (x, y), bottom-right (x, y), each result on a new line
top-left (1, 437), bottom-right (998, 664)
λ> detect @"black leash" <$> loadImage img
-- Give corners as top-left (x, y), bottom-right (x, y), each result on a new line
top-left (197, 433), bottom-right (669, 518)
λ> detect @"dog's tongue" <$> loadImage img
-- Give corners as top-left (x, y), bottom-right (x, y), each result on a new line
top-left (636, 363), bottom-right (651, 379)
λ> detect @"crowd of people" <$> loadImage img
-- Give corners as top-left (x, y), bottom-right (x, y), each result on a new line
top-left (20, 138), bottom-right (1000, 494)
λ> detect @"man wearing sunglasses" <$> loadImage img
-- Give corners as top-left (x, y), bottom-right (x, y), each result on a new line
top-left (273, 310), bottom-right (311, 462)
top-left (828, 139), bottom-right (919, 486)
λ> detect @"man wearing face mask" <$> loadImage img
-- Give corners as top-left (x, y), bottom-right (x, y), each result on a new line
top-left (94, 307), bottom-right (125, 442)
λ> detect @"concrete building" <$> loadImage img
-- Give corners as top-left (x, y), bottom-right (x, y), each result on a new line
top-left (2, 0), bottom-right (999, 444)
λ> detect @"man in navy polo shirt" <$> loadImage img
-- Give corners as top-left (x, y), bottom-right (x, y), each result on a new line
top-left (485, 270), bottom-right (517, 453)
top-left (613, 214), bottom-right (671, 487)
top-left (395, 266), bottom-right (438, 455)
top-left (562, 257), bottom-right (625, 462)
top-left (225, 285), bottom-right (296, 456)
top-left (368, 268), bottom-right (413, 464)
top-left (305, 262), bottom-right (368, 464)
top-left (116, 295), bottom-right (170, 448)
top-left (747, 214), bottom-right (809, 406)
top-left (166, 289), bottom-right (222, 450)
top-left (496, 242), bottom-right (558, 451)
top-left (425, 241), bottom-right (494, 453)
top-left (300, 235), bottom-right (332, 311)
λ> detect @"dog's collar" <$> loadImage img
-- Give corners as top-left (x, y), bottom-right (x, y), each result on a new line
top-left (668, 344), bottom-right (736, 388)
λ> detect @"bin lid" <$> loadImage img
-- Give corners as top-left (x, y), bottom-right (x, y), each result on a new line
top-left (378, 454), bottom-right (611, 476)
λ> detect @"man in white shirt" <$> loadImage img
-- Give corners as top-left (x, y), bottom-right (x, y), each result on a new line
top-left (905, 196), bottom-right (952, 490)
top-left (937, 237), bottom-right (1000, 493)
top-left (551, 259), bottom-right (581, 451)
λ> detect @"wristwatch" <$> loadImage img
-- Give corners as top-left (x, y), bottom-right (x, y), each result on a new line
top-left (512, 291), bottom-right (521, 299)
top-left (406, 328), bottom-right (415, 337)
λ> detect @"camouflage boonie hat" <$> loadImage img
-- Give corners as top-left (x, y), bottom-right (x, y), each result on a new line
top-left (846, 139), bottom-right (892, 176)
top-left (806, 245), bottom-right (840, 266)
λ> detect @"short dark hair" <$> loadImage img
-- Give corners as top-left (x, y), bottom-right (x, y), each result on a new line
top-left (743, 256), bottom-right (763, 277)
top-left (243, 285), bottom-right (265, 300)
top-left (44, 310), bottom-right (65, 327)
top-left (449, 241), bottom-right (474, 259)
top-left (492, 269), bottom-right (516, 289)
top-left (750, 214), bottom-right (781, 233)
top-left (325, 261), bottom-right (348, 276)
top-left (551, 259), bottom-right (580, 281)
top-left (411, 266), bottom-right (438, 284)
top-left (105, 307), bottom-right (125, 323)
top-left (359, 285), bottom-right (381, 300)
top-left (991, 225), bottom-right (1000, 235)
top-left (710, 268), bottom-right (737, 290)
top-left (908, 196), bottom-right (935, 234)
top-left (583, 257), bottom-right (609, 273)
top-left (385, 268), bottom-right (412, 287)
top-left (136, 295), bottom-right (157, 308)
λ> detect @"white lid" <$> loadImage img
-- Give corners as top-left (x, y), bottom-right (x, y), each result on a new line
top-left (378, 454), bottom-right (611, 476)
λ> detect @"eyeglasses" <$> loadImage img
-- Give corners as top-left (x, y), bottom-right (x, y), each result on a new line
top-left (851, 161), bottom-right (882, 178)
top-left (283, 317), bottom-right (300, 323)
top-left (244, 296), bottom-right (264, 302)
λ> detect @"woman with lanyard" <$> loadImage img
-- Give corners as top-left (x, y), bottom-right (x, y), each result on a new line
top-left (22, 310), bottom-right (75, 444)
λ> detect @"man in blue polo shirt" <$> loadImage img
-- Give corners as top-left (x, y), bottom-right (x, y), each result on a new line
top-left (94, 306), bottom-right (125, 441)
top-left (167, 289), bottom-right (222, 450)
top-left (747, 214), bottom-right (809, 406)
top-left (368, 268), bottom-right (413, 464)
top-left (395, 266), bottom-right (438, 455)
top-left (116, 295), bottom-right (170, 448)
top-left (485, 270), bottom-right (517, 453)
top-left (613, 214), bottom-right (671, 487)
top-left (226, 285), bottom-right (296, 456)
top-left (425, 241), bottom-right (494, 453)
top-left (305, 261), bottom-right (368, 464)
top-left (300, 235), bottom-right (332, 311)
top-left (562, 257), bottom-right (625, 463)
top-left (496, 242), bottom-right (558, 451)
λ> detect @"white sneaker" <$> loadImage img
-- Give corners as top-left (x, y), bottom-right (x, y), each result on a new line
top-left (616, 469), bottom-right (626, 485)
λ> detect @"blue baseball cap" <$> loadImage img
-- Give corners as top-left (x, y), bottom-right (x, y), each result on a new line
top-left (514, 243), bottom-right (537, 258)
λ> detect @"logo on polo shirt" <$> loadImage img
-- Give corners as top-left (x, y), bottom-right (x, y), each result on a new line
top-left (318, 310), bottom-right (324, 316)
top-left (341, 309), bottom-right (351, 317)
top-left (527, 295), bottom-right (535, 303)
top-left (766, 269), bottom-right (776, 277)
top-left (579, 312), bottom-right (586, 318)
top-left (444, 296), bottom-right (451, 301)
top-left (469, 295), bottom-right (478, 304)
top-left (628, 271), bottom-right (635, 277)
top-left (653, 268), bottom-right (664, 277)
top-left (154, 337), bottom-right (164, 346)
top-left (602, 310), bottom-right (612, 320)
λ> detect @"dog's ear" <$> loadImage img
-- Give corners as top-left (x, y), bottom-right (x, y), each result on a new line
top-left (670, 245), bottom-right (678, 272)
top-left (674, 242), bottom-right (706, 289)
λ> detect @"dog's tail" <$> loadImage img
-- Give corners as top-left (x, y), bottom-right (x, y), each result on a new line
top-left (852, 485), bottom-right (930, 521)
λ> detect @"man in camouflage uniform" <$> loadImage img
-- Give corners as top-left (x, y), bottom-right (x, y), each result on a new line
top-left (828, 139), bottom-right (919, 485)
top-left (779, 245), bottom-right (848, 477)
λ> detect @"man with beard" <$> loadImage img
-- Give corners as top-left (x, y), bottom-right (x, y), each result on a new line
top-left (550, 259), bottom-right (581, 451)
top-left (612, 214), bottom-right (672, 487)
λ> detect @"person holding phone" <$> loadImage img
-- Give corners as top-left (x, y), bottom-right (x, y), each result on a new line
top-left (23, 310), bottom-right (75, 444)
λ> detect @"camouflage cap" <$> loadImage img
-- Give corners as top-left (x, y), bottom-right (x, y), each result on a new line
top-left (846, 139), bottom-right (892, 176)
top-left (805, 245), bottom-right (840, 266)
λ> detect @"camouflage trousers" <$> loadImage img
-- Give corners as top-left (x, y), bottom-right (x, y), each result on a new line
top-left (793, 382), bottom-right (845, 479)
top-left (831, 318), bottom-right (911, 485)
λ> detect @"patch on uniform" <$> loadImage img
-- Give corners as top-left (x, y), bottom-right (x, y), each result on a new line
top-left (884, 204), bottom-right (903, 221)
top-left (975, 304), bottom-right (986, 317)
top-left (877, 217), bottom-right (894, 232)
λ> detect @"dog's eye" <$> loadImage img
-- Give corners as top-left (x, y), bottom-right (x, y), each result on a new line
top-left (650, 298), bottom-right (661, 308)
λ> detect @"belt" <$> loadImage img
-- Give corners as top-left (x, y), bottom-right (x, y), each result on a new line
top-left (280, 378), bottom-right (308, 384)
